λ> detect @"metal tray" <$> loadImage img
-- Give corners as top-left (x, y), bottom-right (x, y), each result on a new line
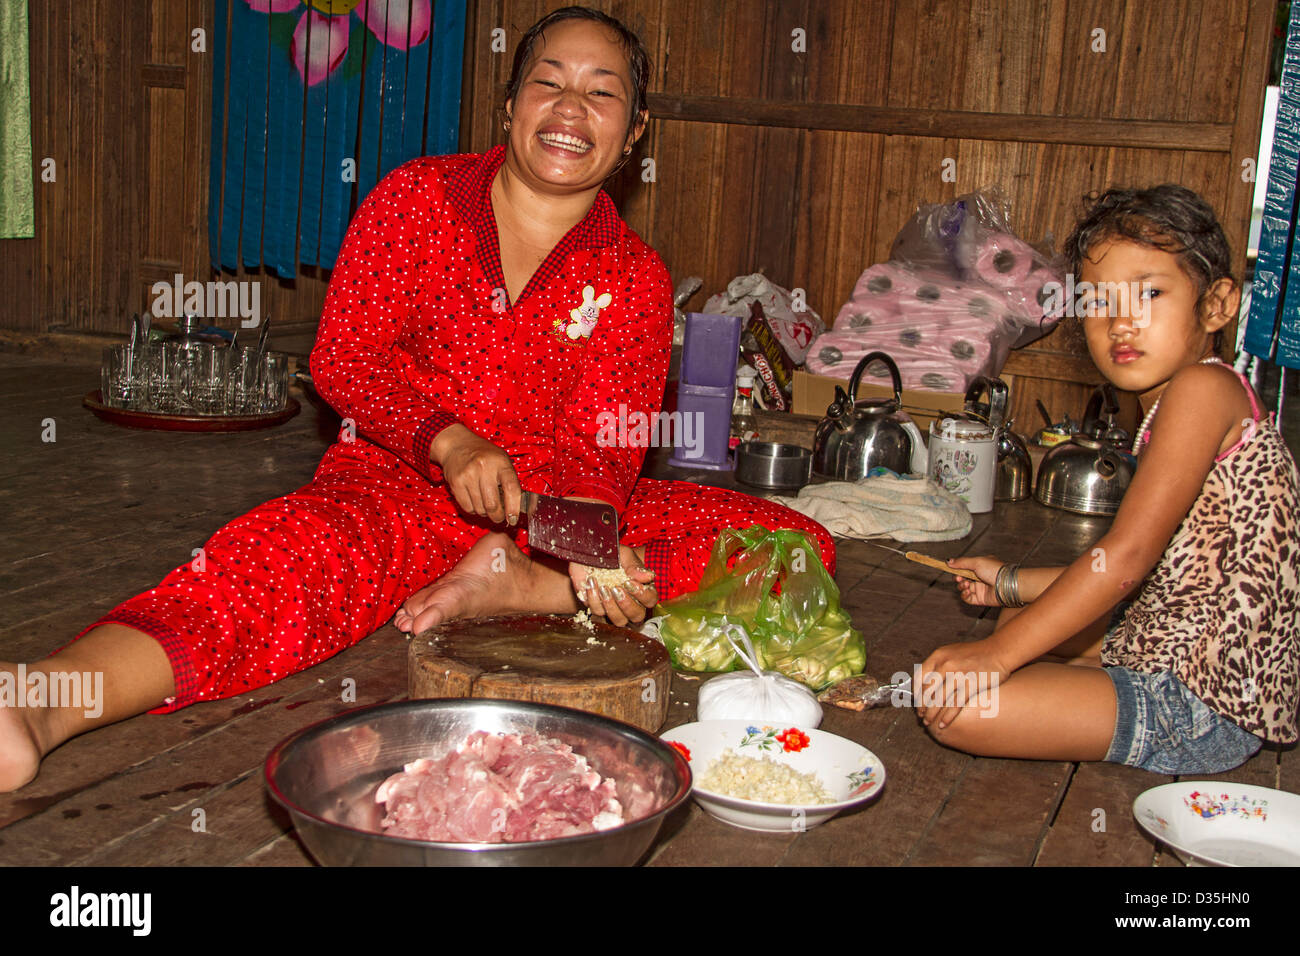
top-left (83, 390), bottom-right (300, 432)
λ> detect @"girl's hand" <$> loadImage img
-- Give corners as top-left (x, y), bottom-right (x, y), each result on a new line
top-left (915, 638), bottom-right (1011, 731)
top-left (431, 425), bottom-right (522, 524)
top-left (947, 555), bottom-right (1005, 607)
top-left (570, 545), bottom-right (657, 628)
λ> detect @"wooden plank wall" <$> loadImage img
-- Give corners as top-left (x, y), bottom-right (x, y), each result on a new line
top-left (461, 0), bottom-right (1275, 427)
top-left (0, 0), bottom-right (144, 334)
top-left (0, 0), bottom-right (331, 338)
top-left (1, 0), bottom-right (1276, 431)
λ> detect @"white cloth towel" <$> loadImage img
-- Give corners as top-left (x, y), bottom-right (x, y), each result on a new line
top-left (770, 474), bottom-right (972, 542)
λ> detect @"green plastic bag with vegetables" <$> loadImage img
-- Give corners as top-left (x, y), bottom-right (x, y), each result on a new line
top-left (654, 525), bottom-right (865, 689)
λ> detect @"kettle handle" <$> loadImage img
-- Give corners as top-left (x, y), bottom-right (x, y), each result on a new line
top-left (847, 351), bottom-right (903, 407)
top-left (963, 375), bottom-right (1009, 429)
top-left (1081, 383), bottom-right (1121, 438)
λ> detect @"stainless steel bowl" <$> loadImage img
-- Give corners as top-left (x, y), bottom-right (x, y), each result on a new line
top-left (265, 698), bottom-right (692, 866)
top-left (734, 441), bottom-right (813, 490)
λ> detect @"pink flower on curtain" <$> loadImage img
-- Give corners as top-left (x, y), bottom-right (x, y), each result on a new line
top-left (244, 0), bottom-right (433, 86)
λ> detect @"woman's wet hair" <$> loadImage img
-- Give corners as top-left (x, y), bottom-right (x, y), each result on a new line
top-left (504, 6), bottom-right (650, 140)
top-left (1064, 185), bottom-right (1236, 344)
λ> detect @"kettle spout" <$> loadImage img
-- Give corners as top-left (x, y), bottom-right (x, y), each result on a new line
top-left (827, 385), bottom-right (856, 430)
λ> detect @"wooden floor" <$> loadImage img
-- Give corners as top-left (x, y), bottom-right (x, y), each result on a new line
top-left (0, 354), bottom-right (1294, 867)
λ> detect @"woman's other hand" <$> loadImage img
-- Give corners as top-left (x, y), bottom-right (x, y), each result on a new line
top-left (947, 555), bottom-right (1004, 607)
top-left (431, 424), bottom-right (523, 524)
top-left (570, 545), bottom-right (657, 627)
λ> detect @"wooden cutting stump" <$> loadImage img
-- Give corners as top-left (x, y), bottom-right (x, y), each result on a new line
top-left (408, 614), bottom-right (672, 733)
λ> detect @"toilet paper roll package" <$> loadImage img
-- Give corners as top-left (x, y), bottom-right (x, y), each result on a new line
top-left (890, 185), bottom-right (1066, 331)
top-left (806, 332), bottom-right (1002, 393)
top-left (824, 265), bottom-right (1018, 392)
top-left (819, 186), bottom-right (1064, 392)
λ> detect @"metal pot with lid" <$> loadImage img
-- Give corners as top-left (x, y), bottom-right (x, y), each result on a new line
top-left (812, 352), bottom-right (926, 480)
top-left (1034, 386), bottom-right (1137, 516)
top-left (962, 376), bottom-right (1032, 501)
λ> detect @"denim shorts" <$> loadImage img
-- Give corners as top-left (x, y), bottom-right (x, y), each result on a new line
top-left (1104, 667), bottom-right (1263, 774)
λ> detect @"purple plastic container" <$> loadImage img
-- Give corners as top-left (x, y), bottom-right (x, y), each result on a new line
top-left (679, 313), bottom-right (743, 389)
top-left (668, 383), bottom-right (734, 470)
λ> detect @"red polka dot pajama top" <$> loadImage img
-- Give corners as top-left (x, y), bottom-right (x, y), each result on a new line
top-left (69, 147), bottom-right (835, 712)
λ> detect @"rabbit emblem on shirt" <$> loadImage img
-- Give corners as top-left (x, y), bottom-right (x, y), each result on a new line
top-left (565, 285), bottom-right (612, 340)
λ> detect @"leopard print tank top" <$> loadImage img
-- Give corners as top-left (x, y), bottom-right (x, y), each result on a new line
top-left (1101, 370), bottom-right (1300, 742)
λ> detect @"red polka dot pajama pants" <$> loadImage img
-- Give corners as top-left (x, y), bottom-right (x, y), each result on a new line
top-left (69, 441), bottom-right (835, 713)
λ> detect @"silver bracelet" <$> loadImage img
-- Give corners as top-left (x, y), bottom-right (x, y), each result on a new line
top-left (996, 563), bottom-right (1024, 608)
top-left (1008, 564), bottom-right (1024, 608)
top-left (995, 563), bottom-right (1011, 607)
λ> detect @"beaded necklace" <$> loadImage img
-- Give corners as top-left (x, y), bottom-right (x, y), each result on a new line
top-left (1131, 356), bottom-right (1223, 454)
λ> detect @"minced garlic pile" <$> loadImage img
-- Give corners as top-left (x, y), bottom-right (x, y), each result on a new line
top-left (573, 567), bottom-right (654, 616)
top-left (698, 751), bottom-right (834, 805)
top-left (576, 566), bottom-right (654, 589)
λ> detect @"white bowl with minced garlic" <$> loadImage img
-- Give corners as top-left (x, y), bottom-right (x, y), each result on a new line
top-left (659, 720), bottom-right (884, 832)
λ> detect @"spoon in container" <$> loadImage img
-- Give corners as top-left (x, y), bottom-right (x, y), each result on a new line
top-left (1036, 400), bottom-right (1053, 429)
top-left (128, 313), bottom-right (142, 377)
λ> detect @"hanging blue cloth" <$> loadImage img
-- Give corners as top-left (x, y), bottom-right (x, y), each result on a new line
top-left (1246, 1), bottom-right (1300, 369)
top-left (209, 0), bottom-right (465, 277)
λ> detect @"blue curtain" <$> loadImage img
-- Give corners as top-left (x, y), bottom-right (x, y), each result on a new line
top-left (1245, 1), bottom-right (1300, 369)
top-left (208, 0), bottom-right (466, 277)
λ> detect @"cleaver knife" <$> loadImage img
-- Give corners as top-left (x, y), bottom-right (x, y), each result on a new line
top-left (518, 491), bottom-right (620, 568)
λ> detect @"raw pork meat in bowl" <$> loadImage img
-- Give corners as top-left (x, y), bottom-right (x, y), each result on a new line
top-left (264, 698), bottom-right (691, 866)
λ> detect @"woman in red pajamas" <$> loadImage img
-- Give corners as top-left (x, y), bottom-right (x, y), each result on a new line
top-left (0, 7), bottom-right (833, 792)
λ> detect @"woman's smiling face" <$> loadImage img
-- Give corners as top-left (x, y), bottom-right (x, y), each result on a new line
top-left (504, 19), bottom-right (645, 193)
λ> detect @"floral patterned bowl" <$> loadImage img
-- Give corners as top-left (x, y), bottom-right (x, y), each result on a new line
top-left (659, 720), bottom-right (884, 832)
top-left (1133, 782), bottom-right (1300, 866)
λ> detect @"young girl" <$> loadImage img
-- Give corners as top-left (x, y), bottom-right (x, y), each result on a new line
top-left (918, 184), bottom-right (1299, 773)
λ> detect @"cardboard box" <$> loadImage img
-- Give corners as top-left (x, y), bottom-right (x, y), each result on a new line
top-left (792, 369), bottom-right (1000, 434)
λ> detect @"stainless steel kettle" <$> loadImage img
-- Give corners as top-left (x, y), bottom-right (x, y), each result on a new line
top-left (1034, 385), bottom-right (1136, 516)
top-left (812, 352), bottom-right (924, 479)
top-left (963, 376), bottom-right (1032, 501)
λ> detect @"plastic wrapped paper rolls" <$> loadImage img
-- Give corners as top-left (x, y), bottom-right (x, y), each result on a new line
top-left (805, 332), bottom-right (1003, 393)
top-left (1002, 268), bottom-right (1066, 324)
top-left (834, 295), bottom-right (902, 332)
top-left (971, 232), bottom-right (1038, 288)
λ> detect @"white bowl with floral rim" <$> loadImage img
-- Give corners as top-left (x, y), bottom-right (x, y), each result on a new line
top-left (1133, 782), bottom-right (1300, 866)
top-left (659, 720), bottom-right (885, 832)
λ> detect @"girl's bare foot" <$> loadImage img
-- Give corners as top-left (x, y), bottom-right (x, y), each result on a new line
top-left (394, 532), bottom-right (579, 633)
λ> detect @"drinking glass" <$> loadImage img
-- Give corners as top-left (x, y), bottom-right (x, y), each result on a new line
top-left (101, 344), bottom-right (158, 409)
top-left (159, 341), bottom-right (201, 414)
top-left (135, 344), bottom-right (163, 409)
top-left (101, 346), bottom-right (134, 409)
top-left (225, 347), bottom-right (263, 415)
top-left (188, 344), bottom-right (229, 414)
top-left (260, 352), bottom-right (288, 413)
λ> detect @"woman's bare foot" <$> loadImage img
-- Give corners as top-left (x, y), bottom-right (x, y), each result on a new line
top-left (0, 626), bottom-right (175, 793)
top-left (394, 532), bottom-right (580, 633)
top-left (0, 665), bottom-right (45, 792)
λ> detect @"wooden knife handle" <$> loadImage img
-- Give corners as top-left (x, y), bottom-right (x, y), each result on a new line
top-left (905, 551), bottom-right (980, 580)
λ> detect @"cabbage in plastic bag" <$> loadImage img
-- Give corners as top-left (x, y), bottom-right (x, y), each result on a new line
top-left (659, 612), bottom-right (739, 672)
top-left (655, 526), bottom-right (866, 690)
top-left (761, 609), bottom-right (866, 690)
